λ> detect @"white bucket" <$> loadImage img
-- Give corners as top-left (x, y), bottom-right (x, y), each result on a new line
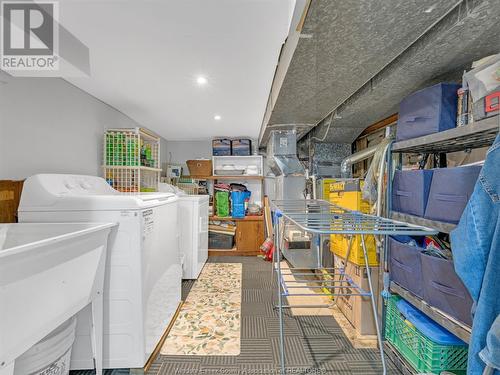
top-left (14, 317), bottom-right (77, 375)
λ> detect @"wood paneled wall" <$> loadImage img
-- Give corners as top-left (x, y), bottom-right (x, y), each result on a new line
top-left (0, 180), bottom-right (24, 223)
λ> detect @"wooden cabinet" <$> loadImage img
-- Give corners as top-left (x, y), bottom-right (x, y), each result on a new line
top-left (208, 215), bottom-right (265, 256)
top-left (235, 220), bottom-right (265, 253)
top-left (0, 180), bottom-right (24, 223)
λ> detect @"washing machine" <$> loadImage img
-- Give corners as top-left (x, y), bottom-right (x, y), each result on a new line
top-left (159, 183), bottom-right (208, 279)
top-left (18, 174), bottom-right (181, 371)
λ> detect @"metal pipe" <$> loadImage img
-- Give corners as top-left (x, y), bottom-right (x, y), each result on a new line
top-left (361, 234), bottom-right (387, 375)
top-left (376, 141), bottom-right (391, 217)
top-left (340, 144), bottom-right (379, 178)
top-left (311, 174), bottom-right (317, 199)
top-left (275, 215), bottom-right (285, 375)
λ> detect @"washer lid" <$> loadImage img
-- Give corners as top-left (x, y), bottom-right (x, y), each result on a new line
top-left (19, 174), bottom-right (177, 211)
top-left (178, 195), bottom-right (209, 202)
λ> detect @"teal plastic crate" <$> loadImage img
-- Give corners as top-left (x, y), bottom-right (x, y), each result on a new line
top-left (385, 296), bottom-right (468, 374)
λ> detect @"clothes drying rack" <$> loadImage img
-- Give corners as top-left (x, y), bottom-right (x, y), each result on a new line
top-left (271, 199), bottom-right (437, 375)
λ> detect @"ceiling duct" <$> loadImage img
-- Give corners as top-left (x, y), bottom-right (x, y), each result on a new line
top-left (266, 129), bottom-right (305, 176)
top-left (260, 0), bottom-right (500, 146)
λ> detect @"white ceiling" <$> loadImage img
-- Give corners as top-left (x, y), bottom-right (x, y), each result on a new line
top-left (60, 0), bottom-right (295, 140)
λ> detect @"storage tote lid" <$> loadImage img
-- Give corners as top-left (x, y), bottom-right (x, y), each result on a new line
top-left (396, 299), bottom-right (465, 346)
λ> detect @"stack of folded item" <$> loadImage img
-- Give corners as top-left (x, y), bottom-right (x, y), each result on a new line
top-left (209, 220), bottom-right (236, 234)
top-left (214, 183), bottom-right (230, 192)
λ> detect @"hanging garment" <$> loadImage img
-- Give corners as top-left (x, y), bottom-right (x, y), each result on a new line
top-left (450, 134), bottom-right (500, 375)
top-left (480, 314), bottom-right (500, 372)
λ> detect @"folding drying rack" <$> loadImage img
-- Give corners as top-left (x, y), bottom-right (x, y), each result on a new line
top-left (271, 199), bottom-right (437, 375)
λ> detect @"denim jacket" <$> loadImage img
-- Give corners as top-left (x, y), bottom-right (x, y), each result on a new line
top-left (451, 133), bottom-right (500, 374)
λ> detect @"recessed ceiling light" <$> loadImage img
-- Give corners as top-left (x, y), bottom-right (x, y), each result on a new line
top-left (196, 76), bottom-right (208, 85)
top-left (214, 115), bottom-right (221, 121)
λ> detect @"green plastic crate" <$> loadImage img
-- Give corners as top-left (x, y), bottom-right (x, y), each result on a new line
top-left (385, 296), bottom-right (468, 374)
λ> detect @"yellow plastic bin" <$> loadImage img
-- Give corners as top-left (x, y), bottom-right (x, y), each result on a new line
top-left (329, 179), bottom-right (378, 266)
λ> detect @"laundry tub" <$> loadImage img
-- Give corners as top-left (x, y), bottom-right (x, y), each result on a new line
top-left (0, 223), bottom-right (115, 375)
top-left (14, 317), bottom-right (77, 375)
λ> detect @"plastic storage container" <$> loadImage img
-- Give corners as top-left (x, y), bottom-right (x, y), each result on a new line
top-left (186, 159), bottom-right (212, 177)
top-left (385, 296), bottom-right (467, 374)
top-left (420, 253), bottom-right (474, 325)
top-left (329, 179), bottom-right (378, 266)
top-left (208, 232), bottom-right (234, 249)
top-left (212, 138), bottom-right (232, 156)
top-left (424, 165), bottom-right (481, 223)
top-left (14, 317), bottom-right (77, 375)
top-left (396, 83), bottom-right (460, 141)
top-left (389, 236), bottom-right (425, 298)
top-left (392, 170), bottom-right (433, 217)
top-left (231, 139), bottom-right (252, 156)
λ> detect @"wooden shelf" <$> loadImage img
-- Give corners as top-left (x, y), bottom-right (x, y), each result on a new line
top-left (390, 282), bottom-right (471, 343)
top-left (190, 175), bottom-right (264, 180)
top-left (210, 215), bottom-right (263, 222)
top-left (208, 246), bottom-right (237, 252)
top-left (208, 248), bottom-right (260, 256)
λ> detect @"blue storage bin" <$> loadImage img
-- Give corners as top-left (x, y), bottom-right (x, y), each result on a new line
top-left (212, 138), bottom-right (231, 156)
top-left (424, 165), bottom-right (481, 224)
top-left (421, 253), bottom-right (473, 326)
top-left (389, 236), bottom-right (425, 298)
top-left (392, 170), bottom-right (433, 217)
top-left (396, 83), bottom-right (460, 141)
top-left (396, 299), bottom-right (466, 346)
top-left (231, 139), bottom-right (252, 156)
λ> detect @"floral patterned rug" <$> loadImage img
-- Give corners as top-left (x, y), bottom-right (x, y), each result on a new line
top-left (160, 263), bottom-right (242, 355)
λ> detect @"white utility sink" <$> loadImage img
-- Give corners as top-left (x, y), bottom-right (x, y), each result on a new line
top-left (0, 223), bottom-right (116, 375)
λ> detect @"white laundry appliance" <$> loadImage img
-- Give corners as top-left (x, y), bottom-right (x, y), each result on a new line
top-left (18, 174), bottom-right (181, 371)
top-left (159, 183), bottom-right (208, 279)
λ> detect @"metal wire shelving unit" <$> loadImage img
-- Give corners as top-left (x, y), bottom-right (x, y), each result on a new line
top-left (271, 199), bottom-right (437, 375)
top-left (384, 117), bottom-right (499, 343)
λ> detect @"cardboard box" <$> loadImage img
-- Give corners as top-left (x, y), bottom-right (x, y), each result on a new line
top-left (334, 258), bottom-right (379, 336)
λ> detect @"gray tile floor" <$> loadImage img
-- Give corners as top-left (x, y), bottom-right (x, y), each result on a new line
top-left (71, 256), bottom-right (400, 374)
top-left (147, 256), bottom-right (401, 375)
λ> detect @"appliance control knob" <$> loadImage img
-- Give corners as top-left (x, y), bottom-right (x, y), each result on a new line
top-left (80, 182), bottom-right (92, 189)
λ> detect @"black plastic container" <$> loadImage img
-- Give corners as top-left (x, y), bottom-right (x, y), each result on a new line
top-left (208, 232), bottom-right (234, 249)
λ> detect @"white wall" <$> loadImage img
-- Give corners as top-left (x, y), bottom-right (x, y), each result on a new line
top-left (164, 140), bottom-right (212, 175)
top-left (0, 74), bottom-right (167, 180)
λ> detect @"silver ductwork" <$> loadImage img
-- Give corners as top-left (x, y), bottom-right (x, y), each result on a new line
top-left (340, 144), bottom-right (379, 178)
top-left (267, 129), bottom-right (305, 177)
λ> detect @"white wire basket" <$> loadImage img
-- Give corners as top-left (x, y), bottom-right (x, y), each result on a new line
top-left (176, 182), bottom-right (200, 195)
top-left (103, 128), bottom-right (161, 192)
